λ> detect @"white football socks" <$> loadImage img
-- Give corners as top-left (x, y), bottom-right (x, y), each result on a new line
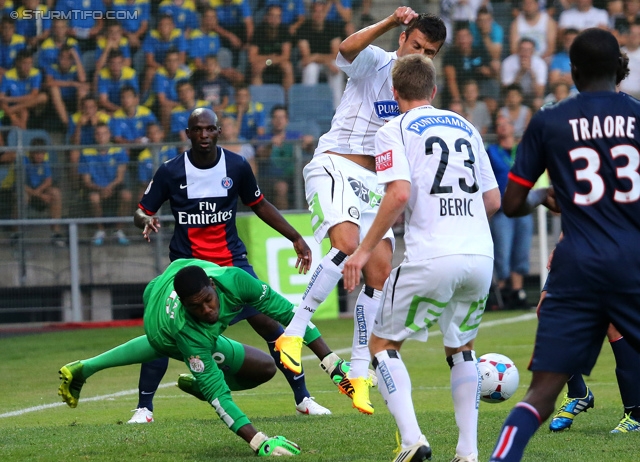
top-left (374, 349), bottom-right (422, 447)
top-left (449, 350), bottom-right (480, 457)
top-left (349, 285), bottom-right (381, 379)
top-left (284, 248), bottom-right (347, 337)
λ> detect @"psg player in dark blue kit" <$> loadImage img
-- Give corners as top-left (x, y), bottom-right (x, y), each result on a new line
top-left (128, 108), bottom-right (350, 422)
top-left (489, 28), bottom-right (640, 461)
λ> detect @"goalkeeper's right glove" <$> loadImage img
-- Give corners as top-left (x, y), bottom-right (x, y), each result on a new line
top-left (249, 432), bottom-right (301, 456)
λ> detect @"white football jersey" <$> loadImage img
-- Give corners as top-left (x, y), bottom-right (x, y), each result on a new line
top-left (315, 45), bottom-right (398, 157)
top-left (374, 105), bottom-right (498, 261)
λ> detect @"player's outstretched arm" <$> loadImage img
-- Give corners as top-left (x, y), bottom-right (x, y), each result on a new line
top-left (251, 199), bottom-right (312, 274)
top-left (133, 208), bottom-right (160, 242)
top-left (245, 428), bottom-right (301, 456)
top-left (339, 6), bottom-right (418, 63)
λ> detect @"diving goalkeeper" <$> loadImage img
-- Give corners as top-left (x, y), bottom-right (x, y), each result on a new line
top-left (58, 259), bottom-right (309, 456)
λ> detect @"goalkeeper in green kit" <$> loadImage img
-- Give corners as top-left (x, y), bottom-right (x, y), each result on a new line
top-left (58, 259), bottom-right (312, 456)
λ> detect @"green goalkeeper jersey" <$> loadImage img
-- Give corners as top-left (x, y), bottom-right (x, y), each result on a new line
top-left (142, 258), bottom-right (296, 433)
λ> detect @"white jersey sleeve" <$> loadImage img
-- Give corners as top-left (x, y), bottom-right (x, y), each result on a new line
top-left (315, 46), bottom-right (398, 156)
top-left (374, 120), bottom-right (411, 185)
top-left (336, 45), bottom-right (387, 79)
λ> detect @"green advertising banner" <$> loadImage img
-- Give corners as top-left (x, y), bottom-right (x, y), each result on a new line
top-left (236, 212), bottom-right (339, 319)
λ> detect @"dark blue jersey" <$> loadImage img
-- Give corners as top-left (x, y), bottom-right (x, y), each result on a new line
top-left (510, 92), bottom-right (640, 294)
top-left (139, 146), bottom-right (264, 265)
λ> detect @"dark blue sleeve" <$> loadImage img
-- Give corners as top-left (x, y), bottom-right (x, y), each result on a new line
top-left (510, 111), bottom-right (548, 188)
top-left (139, 163), bottom-right (171, 213)
top-left (237, 157), bottom-right (263, 206)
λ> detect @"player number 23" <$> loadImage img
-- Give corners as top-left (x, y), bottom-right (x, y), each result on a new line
top-left (424, 136), bottom-right (479, 195)
top-left (569, 145), bottom-right (640, 205)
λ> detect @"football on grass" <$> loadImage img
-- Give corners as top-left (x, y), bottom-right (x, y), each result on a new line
top-left (478, 353), bottom-right (519, 403)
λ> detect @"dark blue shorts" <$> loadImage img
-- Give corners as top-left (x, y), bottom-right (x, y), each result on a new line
top-left (229, 258), bottom-right (263, 326)
top-left (531, 290), bottom-right (640, 375)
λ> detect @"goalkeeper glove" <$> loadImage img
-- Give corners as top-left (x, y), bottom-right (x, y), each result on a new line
top-left (249, 432), bottom-right (301, 456)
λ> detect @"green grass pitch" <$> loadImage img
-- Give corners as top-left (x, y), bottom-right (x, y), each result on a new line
top-left (1, 311), bottom-right (638, 461)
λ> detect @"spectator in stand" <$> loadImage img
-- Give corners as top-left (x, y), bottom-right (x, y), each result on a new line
top-left (38, 18), bottom-right (79, 71)
top-left (612, 0), bottom-right (640, 46)
top-left (498, 83), bottom-right (532, 139)
top-left (0, 49), bottom-right (48, 129)
top-left (15, 0), bottom-right (50, 48)
top-left (267, 0), bottom-right (306, 37)
top-left (543, 81), bottom-right (571, 105)
top-left (54, 0), bottom-right (105, 52)
top-left (443, 22), bottom-right (498, 112)
top-left (0, 17), bottom-right (25, 78)
top-left (218, 115), bottom-right (256, 173)
top-left (248, 4), bottom-right (294, 90)
top-left (159, 0), bottom-right (199, 33)
top-left (501, 37), bottom-right (547, 109)
top-left (486, 115), bottom-right (533, 310)
top-left (322, 0), bottom-right (355, 38)
top-left (45, 44), bottom-right (89, 128)
top-left (558, 0), bottom-right (608, 32)
top-left (549, 27), bottom-right (578, 91)
top-left (255, 104), bottom-right (301, 210)
top-left (153, 48), bottom-right (191, 133)
top-left (461, 79), bottom-right (491, 135)
top-left (192, 54), bottom-right (232, 114)
top-left (169, 80), bottom-right (211, 142)
top-left (297, 1), bottom-right (344, 109)
top-left (68, 94), bottom-right (111, 187)
top-left (111, 0), bottom-right (149, 51)
top-left (141, 15), bottom-right (187, 95)
top-left (223, 83), bottom-right (266, 141)
top-left (0, 132), bottom-right (14, 220)
top-left (187, 7), bottom-right (221, 71)
top-left (440, 0), bottom-right (485, 44)
top-left (449, 99), bottom-right (464, 115)
top-left (510, 0), bottom-right (557, 62)
top-left (97, 49), bottom-right (139, 114)
top-left (111, 86), bottom-right (158, 150)
top-left (470, 6), bottom-right (503, 62)
top-left (189, 7), bottom-right (245, 85)
top-left (79, 122), bottom-right (132, 246)
top-left (24, 138), bottom-right (65, 247)
top-left (620, 23), bottom-right (640, 98)
top-left (69, 94), bottom-right (111, 147)
top-left (137, 122), bottom-right (178, 198)
top-left (209, 0), bottom-right (255, 67)
top-left (359, 0), bottom-right (373, 25)
top-left (94, 20), bottom-right (132, 79)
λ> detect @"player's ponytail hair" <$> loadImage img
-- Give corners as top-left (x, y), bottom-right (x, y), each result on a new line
top-left (616, 51), bottom-right (630, 86)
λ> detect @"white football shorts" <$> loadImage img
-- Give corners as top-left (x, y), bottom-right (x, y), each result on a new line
top-left (303, 153), bottom-right (394, 247)
top-left (373, 254), bottom-right (494, 347)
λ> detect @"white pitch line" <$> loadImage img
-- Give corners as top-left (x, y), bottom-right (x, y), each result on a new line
top-left (0, 312), bottom-right (537, 419)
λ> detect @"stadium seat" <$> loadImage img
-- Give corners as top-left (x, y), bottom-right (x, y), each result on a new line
top-left (249, 84), bottom-right (286, 117)
top-left (288, 83), bottom-right (334, 134)
top-left (287, 120), bottom-right (321, 138)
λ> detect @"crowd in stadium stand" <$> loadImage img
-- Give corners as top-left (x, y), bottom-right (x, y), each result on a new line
top-left (0, 0), bottom-right (638, 248)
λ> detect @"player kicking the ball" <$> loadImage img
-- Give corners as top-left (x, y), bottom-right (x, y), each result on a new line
top-left (343, 55), bottom-right (500, 462)
top-left (275, 6), bottom-right (446, 416)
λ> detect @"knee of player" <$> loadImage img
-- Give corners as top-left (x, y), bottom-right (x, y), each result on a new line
top-left (259, 356), bottom-right (278, 383)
